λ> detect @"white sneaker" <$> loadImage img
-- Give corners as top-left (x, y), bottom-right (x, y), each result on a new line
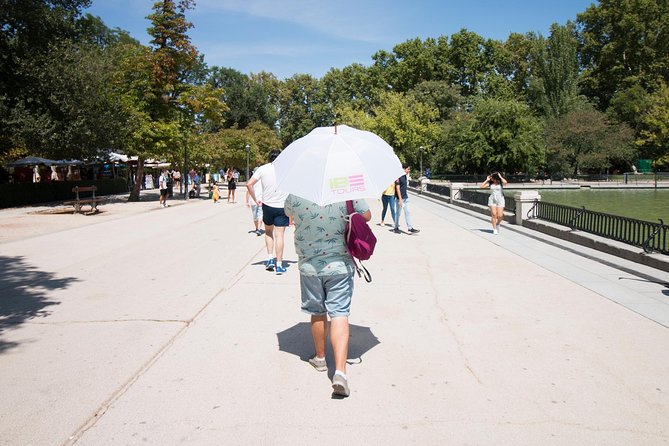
top-left (493, 229), bottom-right (499, 235)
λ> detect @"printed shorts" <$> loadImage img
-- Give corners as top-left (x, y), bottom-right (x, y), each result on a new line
top-left (300, 273), bottom-right (354, 318)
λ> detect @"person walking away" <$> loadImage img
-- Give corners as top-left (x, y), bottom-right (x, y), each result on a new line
top-left (172, 170), bottom-right (181, 193)
top-left (158, 168), bottom-right (169, 208)
top-left (480, 172), bottom-right (507, 234)
top-left (285, 195), bottom-right (371, 397)
top-left (227, 168), bottom-right (237, 203)
top-left (393, 163), bottom-right (420, 234)
top-left (246, 151), bottom-right (289, 274)
top-left (193, 171), bottom-right (201, 197)
top-left (245, 170), bottom-right (264, 235)
top-left (167, 169), bottom-right (174, 198)
top-left (379, 182), bottom-right (396, 227)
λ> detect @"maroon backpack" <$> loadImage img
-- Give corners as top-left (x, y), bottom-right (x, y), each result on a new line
top-left (345, 200), bottom-right (377, 282)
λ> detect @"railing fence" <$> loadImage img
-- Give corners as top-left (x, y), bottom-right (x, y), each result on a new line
top-left (530, 201), bottom-right (668, 254)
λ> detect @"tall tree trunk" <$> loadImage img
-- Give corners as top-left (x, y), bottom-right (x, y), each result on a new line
top-left (128, 158), bottom-right (144, 201)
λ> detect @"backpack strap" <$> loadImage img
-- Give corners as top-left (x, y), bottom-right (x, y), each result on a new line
top-left (345, 200), bottom-right (372, 283)
top-left (353, 258), bottom-right (372, 283)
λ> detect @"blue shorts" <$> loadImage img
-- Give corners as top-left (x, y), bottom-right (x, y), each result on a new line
top-left (262, 204), bottom-right (289, 227)
top-left (251, 204), bottom-right (263, 221)
top-left (300, 273), bottom-right (354, 318)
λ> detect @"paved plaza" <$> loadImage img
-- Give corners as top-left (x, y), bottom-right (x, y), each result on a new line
top-left (1, 191), bottom-right (668, 445)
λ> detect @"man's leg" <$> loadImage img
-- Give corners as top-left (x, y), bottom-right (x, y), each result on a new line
top-left (273, 226), bottom-right (286, 265)
top-left (310, 314), bottom-right (328, 359)
top-left (403, 197), bottom-right (413, 229)
top-left (264, 224), bottom-right (275, 256)
top-left (330, 316), bottom-right (349, 374)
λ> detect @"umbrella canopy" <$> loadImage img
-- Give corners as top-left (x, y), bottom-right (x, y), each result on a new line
top-left (8, 156), bottom-right (57, 167)
top-left (273, 125), bottom-right (404, 206)
top-left (276, 322), bottom-right (380, 362)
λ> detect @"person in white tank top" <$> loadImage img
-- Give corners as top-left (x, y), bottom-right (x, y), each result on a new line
top-left (480, 172), bottom-right (508, 235)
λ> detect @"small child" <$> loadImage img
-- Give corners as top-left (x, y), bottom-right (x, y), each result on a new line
top-left (212, 183), bottom-right (220, 203)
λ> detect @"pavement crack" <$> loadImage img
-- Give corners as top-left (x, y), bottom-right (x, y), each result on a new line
top-left (419, 243), bottom-right (484, 386)
top-left (63, 247), bottom-right (263, 446)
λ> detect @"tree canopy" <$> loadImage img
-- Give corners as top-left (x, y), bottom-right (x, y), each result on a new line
top-left (3, 0), bottom-right (668, 179)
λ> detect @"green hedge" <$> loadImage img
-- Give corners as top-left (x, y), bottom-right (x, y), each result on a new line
top-left (0, 179), bottom-right (129, 209)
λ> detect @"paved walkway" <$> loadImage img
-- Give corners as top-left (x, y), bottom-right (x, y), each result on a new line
top-left (1, 192), bottom-right (668, 445)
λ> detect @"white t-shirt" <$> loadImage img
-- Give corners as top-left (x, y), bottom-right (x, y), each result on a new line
top-left (248, 180), bottom-right (263, 206)
top-left (251, 163), bottom-right (288, 208)
top-left (159, 174), bottom-right (167, 190)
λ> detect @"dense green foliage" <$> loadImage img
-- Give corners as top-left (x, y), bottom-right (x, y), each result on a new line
top-left (2, 0), bottom-right (668, 181)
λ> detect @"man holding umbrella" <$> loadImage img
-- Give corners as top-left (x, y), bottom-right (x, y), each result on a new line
top-left (285, 195), bottom-right (371, 397)
top-left (274, 124), bottom-right (404, 397)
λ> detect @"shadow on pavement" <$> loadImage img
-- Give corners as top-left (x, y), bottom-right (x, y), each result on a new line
top-left (0, 256), bottom-right (78, 354)
top-left (276, 322), bottom-right (380, 363)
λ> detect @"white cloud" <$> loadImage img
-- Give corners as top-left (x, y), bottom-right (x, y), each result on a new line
top-left (195, 0), bottom-right (394, 43)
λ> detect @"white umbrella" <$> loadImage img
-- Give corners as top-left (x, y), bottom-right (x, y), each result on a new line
top-left (273, 125), bottom-right (405, 206)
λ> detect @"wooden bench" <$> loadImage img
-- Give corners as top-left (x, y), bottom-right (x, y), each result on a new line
top-left (63, 186), bottom-right (106, 214)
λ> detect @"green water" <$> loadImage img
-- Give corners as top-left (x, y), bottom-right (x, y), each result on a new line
top-left (537, 189), bottom-right (669, 223)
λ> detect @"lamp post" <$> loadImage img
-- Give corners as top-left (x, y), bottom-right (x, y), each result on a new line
top-left (184, 142), bottom-right (189, 200)
top-left (419, 145), bottom-right (423, 177)
top-left (245, 143), bottom-right (250, 183)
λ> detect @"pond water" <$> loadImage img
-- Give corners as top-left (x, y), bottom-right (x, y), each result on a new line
top-left (537, 189), bottom-right (669, 223)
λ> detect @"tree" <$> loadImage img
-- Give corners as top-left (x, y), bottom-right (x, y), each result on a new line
top-left (577, 0), bottom-right (669, 108)
top-left (545, 103), bottom-right (635, 176)
top-left (277, 74), bottom-right (332, 146)
top-left (0, 0), bottom-right (93, 156)
top-left (408, 81), bottom-right (464, 122)
top-left (447, 29), bottom-right (491, 97)
top-left (529, 23), bottom-right (581, 118)
top-left (201, 121), bottom-right (281, 173)
top-left (7, 40), bottom-right (129, 160)
top-left (124, 0), bottom-right (200, 201)
top-left (207, 67), bottom-right (278, 130)
top-left (366, 92), bottom-right (440, 166)
top-left (439, 97), bottom-right (545, 174)
top-left (637, 82), bottom-right (669, 166)
top-left (321, 63), bottom-right (381, 115)
top-left (498, 32), bottom-right (539, 98)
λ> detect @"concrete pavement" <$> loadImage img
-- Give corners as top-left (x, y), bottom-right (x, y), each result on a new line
top-left (1, 192), bottom-right (668, 445)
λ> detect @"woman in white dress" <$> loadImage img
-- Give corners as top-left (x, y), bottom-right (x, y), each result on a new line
top-left (480, 172), bottom-right (508, 235)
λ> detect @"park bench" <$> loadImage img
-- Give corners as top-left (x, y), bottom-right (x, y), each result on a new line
top-left (63, 186), bottom-right (106, 214)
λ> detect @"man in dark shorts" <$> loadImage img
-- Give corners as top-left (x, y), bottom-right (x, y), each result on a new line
top-left (246, 151), bottom-right (289, 274)
top-left (159, 168), bottom-right (169, 208)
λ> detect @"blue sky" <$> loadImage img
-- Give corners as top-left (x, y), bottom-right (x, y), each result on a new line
top-left (86, 0), bottom-right (596, 80)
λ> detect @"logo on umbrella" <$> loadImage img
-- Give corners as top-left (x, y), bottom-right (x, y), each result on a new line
top-left (329, 174), bottom-right (366, 195)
